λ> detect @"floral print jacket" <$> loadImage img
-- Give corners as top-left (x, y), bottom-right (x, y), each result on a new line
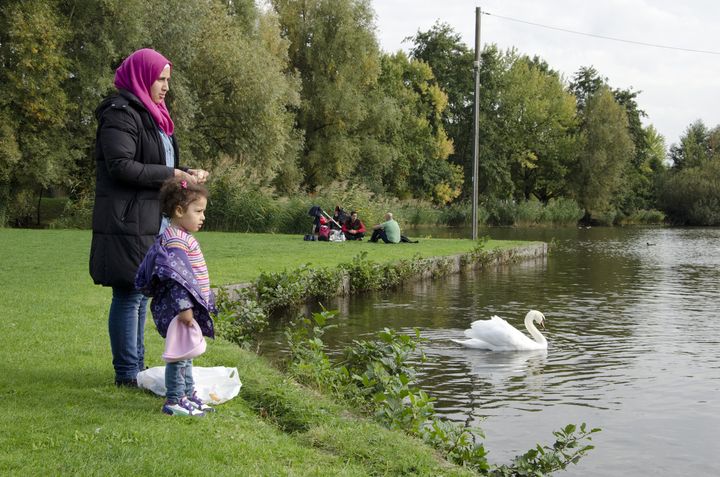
top-left (135, 237), bottom-right (215, 339)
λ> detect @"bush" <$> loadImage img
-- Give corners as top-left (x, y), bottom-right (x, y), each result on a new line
top-left (214, 287), bottom-right (268, 350)
top-left (313, 181), bottom-right (392, 227)
top-left (285, 308), bottom-right (341, 391)
top-left (344, 252), bottom-right (386, 293)
top-left (484, 198), bottom-right (518, 226)
top-left (206, 183), bottom-right (280, 232)
top-left (421, 420), bottom-right (489, 473)
top-left (52, 195), bottom-right (93, 229)
top-left (588, 207), bottom-right (618, 226)
top-left (282, 309), bottom-right (599, 474)
top-left (689, 198), bottom-right (720, 225)
top-left (658, 162), bottom-right (720, 225)
top-left (396, 201), bottom-right (441, 227)
top-left (490, 423), bottom-right (600, 477)
top-left (438, 201), bottom-right (471, 227)
top-left (545, 197), bottom-right (584, 226)
top-left (254, 266), bottom-right (310, 313)
top-left (514, 199), bottom-right (545, 227)
top-left (618, 208), bottom-right (665, 225)
top-left (485, 197), bottom-right (583, 228)
top-left (305, 267), bottom-right (346, 300)
top-left (274, 196), bottom-right (316, 234)
top-left (205, 178), bottom-right (446, 233)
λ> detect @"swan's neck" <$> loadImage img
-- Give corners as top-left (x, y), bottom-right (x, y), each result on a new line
top-left (524, 315), bottom-right (547, 344)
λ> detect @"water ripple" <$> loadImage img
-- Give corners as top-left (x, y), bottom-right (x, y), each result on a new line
top-left (260, 227), bottom-right (720, 476)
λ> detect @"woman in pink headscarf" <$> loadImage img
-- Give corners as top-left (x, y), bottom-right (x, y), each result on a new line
top-left (90, 48), bottom-right (209, 387)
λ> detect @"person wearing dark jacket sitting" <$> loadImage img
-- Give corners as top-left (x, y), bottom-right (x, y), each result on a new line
top-left (89, 48), bottom-right (209, 388)
top-left (342, 210), bottom-right (366, 240)
top-left (331, 205), bottom-right (347, 231)
top-left (369, 212), bottom-right (401, 243)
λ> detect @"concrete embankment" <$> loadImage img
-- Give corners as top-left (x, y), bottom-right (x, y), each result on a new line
top-left (223, 242), bottom-right (548, 297)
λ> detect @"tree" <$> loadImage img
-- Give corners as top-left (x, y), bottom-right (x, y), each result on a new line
top-left (271, 0), bottom-right (380, 189)
top-left (0, 0), bottom-right (75, 225)
top-left (568, 66), bottom-right (605, 114)
top-left (62, 0), bottom-right (300, 203)
top-left (150, 0), bottom-right (302, 191)
top-left (645, 124), bottom-right (668, 170)
top-left (457, 46), bottom-right (579, 203)
top-left (658, 159), bottom-right (720, 225)
top-left (407, 22), bottom-right (475, 197)
top-left (498, 54), bottom-right (578, 202)
top-left (572, 86), bottom-right (634, 222)
top-left (659, 121), bottom-right (720, 225)
top-left (569, 66), bottom-right (665, 218)
top-left (356, 52), bottom-right (460, 202)
top-left (58, 0), bottom-right (157, 204)
top-left (668, 120), bottom-right (717, 170)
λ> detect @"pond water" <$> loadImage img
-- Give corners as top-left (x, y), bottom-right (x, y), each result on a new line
top-left (259, 226), bottom-right (720, 476)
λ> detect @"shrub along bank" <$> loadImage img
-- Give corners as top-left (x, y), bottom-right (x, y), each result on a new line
top-left (46, 178), bottom-right (665, 231)
top-left (50, 180), bottom-right (596, 232)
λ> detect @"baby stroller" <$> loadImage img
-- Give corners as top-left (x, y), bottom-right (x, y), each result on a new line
top-left (307, 206), bottom-right (343, 241)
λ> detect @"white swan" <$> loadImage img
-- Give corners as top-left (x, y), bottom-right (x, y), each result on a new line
top-left (452, 310), bottom-right (547, 351)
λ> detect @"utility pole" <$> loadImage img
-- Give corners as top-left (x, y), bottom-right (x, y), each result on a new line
top-left (471, 7), bottom-right (481, 240)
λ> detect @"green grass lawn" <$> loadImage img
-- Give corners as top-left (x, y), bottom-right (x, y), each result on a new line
top-left (200, 230), bottom-right (524, 285)
top-left (0, 228), bottom-right (527, 476)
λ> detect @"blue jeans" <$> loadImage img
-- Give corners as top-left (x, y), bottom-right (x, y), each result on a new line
top-left (108, 287), bottom-right (148, 381)
top-left (165, 359), bottom-right (195, 402)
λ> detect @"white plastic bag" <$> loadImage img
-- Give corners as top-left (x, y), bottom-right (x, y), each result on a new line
top-left (329, 230), bottom-right (346, 242)
top-left (137, 366), bottom-right (242, 404)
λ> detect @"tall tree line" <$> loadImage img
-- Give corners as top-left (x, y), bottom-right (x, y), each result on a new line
top-left (409, 24), bottom-right (671, 224)
top-left (1, 1), bottom-right (713, 226)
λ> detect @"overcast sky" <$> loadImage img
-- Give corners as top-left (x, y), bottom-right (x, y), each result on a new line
top-left (372, 0), bottom-right (720, 148)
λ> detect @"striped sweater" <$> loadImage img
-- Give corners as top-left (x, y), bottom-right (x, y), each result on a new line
top-left (161, 225), bottom-right (211, 304)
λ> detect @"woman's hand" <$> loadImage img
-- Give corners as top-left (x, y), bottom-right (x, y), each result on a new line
top-left (178, 309), bottom-right (194, 327)
top-left (174, 169), bottom-right (197, 184)
top-left (173, 169), bottom-right (209, 184)
top-left (187, 168), bottom-right (210, 184)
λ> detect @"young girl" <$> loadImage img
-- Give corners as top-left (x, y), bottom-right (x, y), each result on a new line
top-left (136, 178), bottom-right (216, 416)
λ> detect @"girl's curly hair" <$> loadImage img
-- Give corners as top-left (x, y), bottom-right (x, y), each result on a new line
top-left (160, 177), bottom-right (209, 218)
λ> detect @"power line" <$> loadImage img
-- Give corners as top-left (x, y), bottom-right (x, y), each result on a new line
top-left (483, 11), bottom-right (720, 56)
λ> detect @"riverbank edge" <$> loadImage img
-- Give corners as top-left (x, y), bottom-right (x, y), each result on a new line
top-left (210, 242), bottom-right (548, 473)
top-left (220, 242), bottom-right (548, 298)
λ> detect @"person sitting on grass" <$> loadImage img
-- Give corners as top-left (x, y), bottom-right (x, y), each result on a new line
top-left (342, 210), bottom-right (366, 240)
top-left (135, 177), bottom-right (216, 417)
top-left (331, 205), bottom-right (347, 230)
top-left (369, 212), bottom-right (401, 244)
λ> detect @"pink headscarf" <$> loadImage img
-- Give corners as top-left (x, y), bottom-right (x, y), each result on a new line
top-left (114, 48), bottom-right (175, 135)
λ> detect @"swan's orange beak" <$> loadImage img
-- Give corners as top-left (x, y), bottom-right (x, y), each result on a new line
top-left (540, 318), bottom-right (545, 329)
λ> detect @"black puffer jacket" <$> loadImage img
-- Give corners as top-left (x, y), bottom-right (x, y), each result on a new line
top-left (89, 90), bottom-right (180, 288)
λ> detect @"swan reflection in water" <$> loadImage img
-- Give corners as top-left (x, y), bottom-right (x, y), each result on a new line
top-left (463, 348), bottom-right (548, 390)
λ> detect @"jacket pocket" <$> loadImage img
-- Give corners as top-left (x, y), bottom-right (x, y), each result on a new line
top-left (108, 197), bottom-right (138, 234)
top-left (120, 198), bottom-right (136, 223)
top-left (138, 198), bottom-right (162, 236)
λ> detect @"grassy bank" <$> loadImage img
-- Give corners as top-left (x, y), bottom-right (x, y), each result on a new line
top-left (0, 228), bottom-right (527, 476)
top-left (181, 230), bottom-right (524, 285)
